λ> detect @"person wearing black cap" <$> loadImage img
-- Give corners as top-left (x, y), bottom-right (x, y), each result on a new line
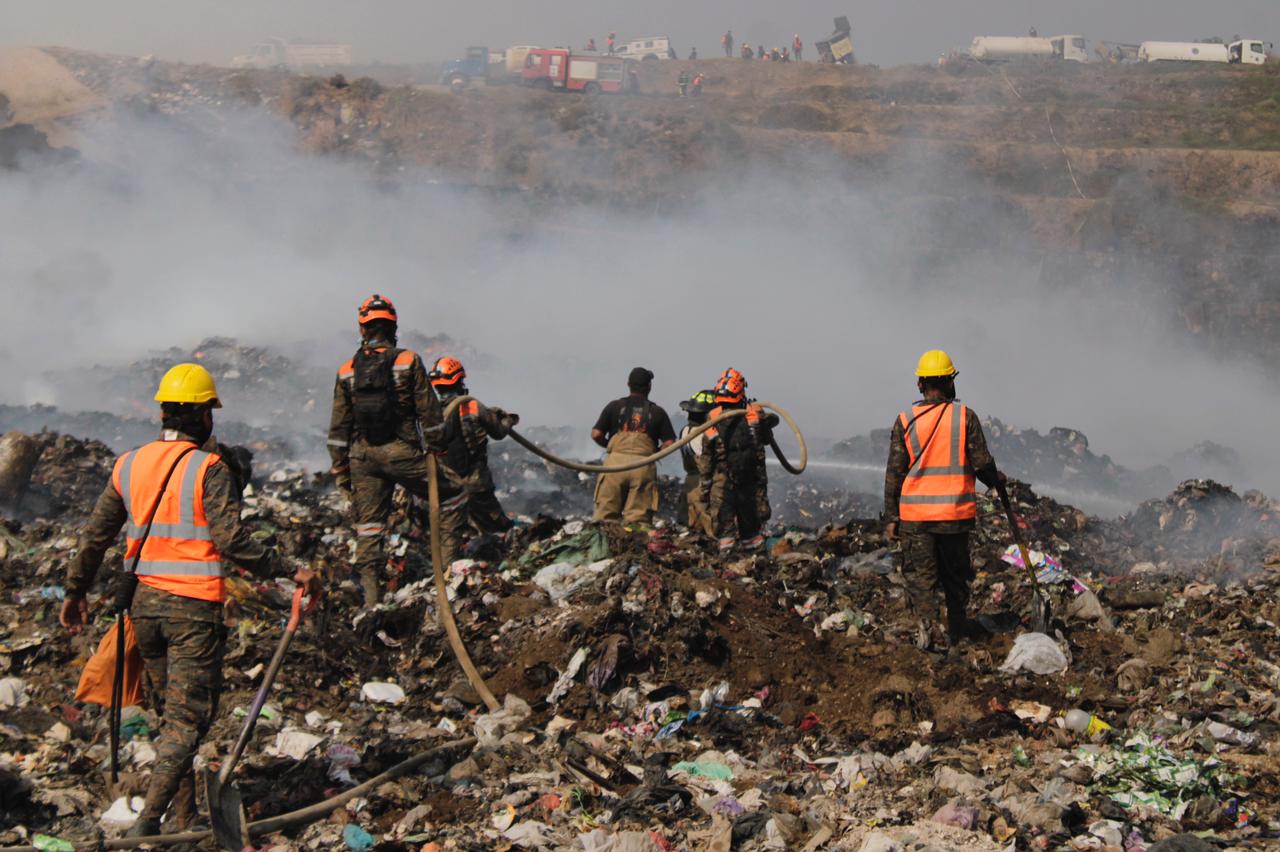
top-left (590, 367), bottom-right (677, 527)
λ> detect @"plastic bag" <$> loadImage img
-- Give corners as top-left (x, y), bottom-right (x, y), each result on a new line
top-left (999, 632), bottom-right (1069, 675)
top-left (75, 615), bottom-right (145, 708)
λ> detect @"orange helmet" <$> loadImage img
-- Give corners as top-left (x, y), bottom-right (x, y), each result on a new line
top-left (428, 356), bottom-right (466, 387)
top-left (714, 373), bottom-right (747, 404)
top-left (358, 294), bottom-right (398, 325)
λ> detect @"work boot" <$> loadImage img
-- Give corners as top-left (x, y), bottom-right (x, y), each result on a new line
top-left (717, 537), bottom-right (736, 555)
top-left (124, 817), bottom-right (162, 839)
top-left (360, 568), bottom-right (381, 607)
top-left (742, 534), bottom-right (765, 552)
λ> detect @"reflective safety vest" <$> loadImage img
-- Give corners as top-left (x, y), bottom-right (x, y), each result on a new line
top-left (897, 402), bottom-right (976, 522)
top-left (112, 440), bottom-right (225, 602)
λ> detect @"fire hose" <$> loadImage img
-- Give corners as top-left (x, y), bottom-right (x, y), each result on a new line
top-left (0, 738), bottom-right (477, 852)
top-left (428, 396), bottom-right (807, 711)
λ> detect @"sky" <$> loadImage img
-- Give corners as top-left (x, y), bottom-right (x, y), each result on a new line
top-left (3, 0), bottom-right (1279, 67)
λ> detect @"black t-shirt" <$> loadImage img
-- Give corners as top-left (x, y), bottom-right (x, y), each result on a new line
top-left (593, 395), bottom-right (677, 444)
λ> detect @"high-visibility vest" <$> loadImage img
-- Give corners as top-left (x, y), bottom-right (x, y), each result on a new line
top-left (112, 440), bottom-right (225, 602)
top-left (897, 402), bottom-right (976, 522)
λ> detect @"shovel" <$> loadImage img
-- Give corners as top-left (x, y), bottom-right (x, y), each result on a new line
top-left (207, 586), bottom-right (314, 851)
top-left (995, 479), bottom-right (1053, 633)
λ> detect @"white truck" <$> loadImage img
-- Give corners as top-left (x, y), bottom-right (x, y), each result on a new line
top-left (615, 36), bottom-right (673, 61)
top-left (970, 35), bottom-right (1089, 63)
top-left (1138, 39), bottom-right (1270, 64)
top-left (231, 38), bottom-right (353, 70)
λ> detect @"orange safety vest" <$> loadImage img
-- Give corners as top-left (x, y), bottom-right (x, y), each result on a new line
top-left (897, 402), bottom-right (976, 522)
top-left (112, 440), bottom-right (225, 602)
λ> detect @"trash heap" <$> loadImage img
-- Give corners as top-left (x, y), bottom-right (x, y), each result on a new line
top-left (1, 429), bottom-right (1278, 851)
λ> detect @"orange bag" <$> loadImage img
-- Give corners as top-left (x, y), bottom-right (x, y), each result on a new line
top-left (75, 615), bottom-right (145, 708)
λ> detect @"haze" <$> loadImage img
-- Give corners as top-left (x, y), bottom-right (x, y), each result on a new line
top-left (4, 0), bottom-right (1279, 67)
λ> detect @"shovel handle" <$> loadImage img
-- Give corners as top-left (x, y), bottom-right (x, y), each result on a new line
top-left (217, 587), bottom-right (308, 785)
top-left (995, 480), bottom-right (1044, 593)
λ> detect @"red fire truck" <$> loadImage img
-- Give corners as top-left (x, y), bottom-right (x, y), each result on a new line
top-left (521, 48), bottom-right (637, 93)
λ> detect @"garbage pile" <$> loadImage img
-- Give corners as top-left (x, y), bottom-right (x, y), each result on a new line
top-left (1, 428), bottom-right (1278, 851)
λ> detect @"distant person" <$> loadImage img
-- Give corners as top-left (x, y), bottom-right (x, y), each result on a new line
top-left (677, 70), bottom-right (691, 96)
top-left (591, 367), bottom-right (676, 528)
top-left (1029, 26), bottom-right (1038, 37)
top-left (723, 29), bottom-right (734, 57)
top-left (793, 33), bottom-right (804, 61)
top-left (607, 31), bottom-right (616, 54)
top-left (689, 46), bottom-right (698, 60)
top-left (757, 44), bottom-right (765, 60)
top-left (741, 43), bottom-right (754, 60)
top-left (587, 37), bottom-right (597, 52)
top-left (627, 65), bottom-right (640, 93)
top-left (781, 46), bottom-right (791, 62)
top-left (691, 72), bottom-right (704, 95)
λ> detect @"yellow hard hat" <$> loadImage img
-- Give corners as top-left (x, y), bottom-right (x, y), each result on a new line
top-left (154, 363), bottom-right (222, 408)
top-left (915, 349), bottom-right (958, 378)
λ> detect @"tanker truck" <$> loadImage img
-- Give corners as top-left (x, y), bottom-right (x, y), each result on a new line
top-left (970, 35), bottom-right (1088, 63)
top-left (1138, 39), bottom-right (1270, 64)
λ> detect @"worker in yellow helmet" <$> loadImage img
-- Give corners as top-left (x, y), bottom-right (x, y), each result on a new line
top-left (883, 350), bottom-right (1002, 657)
top-left (61, 363), bottom-right (318, 837)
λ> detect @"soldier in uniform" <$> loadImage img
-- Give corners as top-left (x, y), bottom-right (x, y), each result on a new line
top-left (698, 369), bottom-right (777, 553)
top-left (327, 294), bottom-right (448, 605)
top-left (60, 363), bottom-right (317, 837)
top-left (883, 350), bottom-right (1002, 654)
top-left (591, 367), bottom-right (677, 527)
top-left (427, 356), bottom-right (519, 556)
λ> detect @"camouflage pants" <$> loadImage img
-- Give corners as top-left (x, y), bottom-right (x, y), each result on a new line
top-left (133, 616), bottom-right (225, 823)
top-left (350, 439), bottom-right (464, 581)
top-left (901, 530), bottom-right (973, 641)
top-left (707, 468), bottom-right (769, 543)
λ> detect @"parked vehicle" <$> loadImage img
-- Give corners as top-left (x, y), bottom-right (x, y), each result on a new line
top-left (970, 35), bottom-right (1088, 62)
top-left (522, 49), bottom-right (637, 93)
top-left (1138, 39), bottom-right (1270, 64)
top-left (614, 37), bottom-right (673, 61)
top-left (231, 38), bottom-right (352, 69)
top-left (441, 45), bottom-right (542, 89)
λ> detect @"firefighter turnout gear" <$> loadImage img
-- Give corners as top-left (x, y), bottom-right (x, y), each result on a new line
top-left (678, 390), bottom-right (717, 536)
top-left (154, 363), bottom-right (221, 408)
top-left (592, 386), bottom-right (677, 526)
top-left (884, 355), bottom-right (999, 650)
top-left (65, 396), bottom-right (288, 829)
top-left (329, 328), bottom-right (448, 605)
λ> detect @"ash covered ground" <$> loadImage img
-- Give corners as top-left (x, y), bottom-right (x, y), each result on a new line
top-left (2, 47), bottom-right (1280, 852)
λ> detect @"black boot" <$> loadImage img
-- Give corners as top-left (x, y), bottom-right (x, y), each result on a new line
top-left (124, 817), bottom-right (162, 839)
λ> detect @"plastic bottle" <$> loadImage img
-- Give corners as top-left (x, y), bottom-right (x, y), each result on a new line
top-left (1064, 708), bottom-right (1111, 736)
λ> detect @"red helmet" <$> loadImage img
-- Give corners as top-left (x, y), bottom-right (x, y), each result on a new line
top-left (428, 356), bottom-right (466, 387)
top-left (714, 373), bottom-right (747, 404)
top-left (358, 294), bottom-right (398, 325)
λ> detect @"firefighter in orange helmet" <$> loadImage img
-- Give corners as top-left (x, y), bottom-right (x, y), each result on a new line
top-left (427, 356), bottom-right (519, 557)
top-left (884, 350), bottom-right (1002, 655)
top-left (328, 294), bottom-right (451, 606)
top-left (698, 369), bottom-right (778, 552)
top-left (61, 364), bottom-right (317, 837)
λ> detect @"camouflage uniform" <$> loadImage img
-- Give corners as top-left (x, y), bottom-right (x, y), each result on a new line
top-left (698, 404), bottom-right (775, 547)
top-left (883, 400), bottom-right (998, 644)
top-left (434, 390), bottom-right (515, 550)
top-left (65, 431), bottom-right (284, 827)
top-left (327, 337), bottom-right (449, 602)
